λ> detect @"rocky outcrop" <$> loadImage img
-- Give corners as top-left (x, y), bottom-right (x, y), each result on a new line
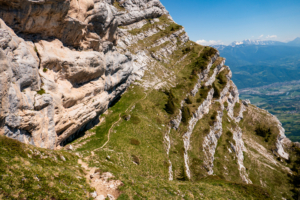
top-left (164, 127), bottom-right (173, 181)
top-left (230, 127), bottom-right (252, 184)
top-left (202, 111), bottom-right (223, 175)
top-left (0, 0), bottom-right (121, 50)
top-left (274, 116), bottom-right (289, 160)
top-left (183, 89), bottom-right (214, 179)
top-left (116, 0), bottom-right (169, 25)
top-left (191, 53), bottom-right (219, 96)
top-left (0, 20), bottom-right (57, 148)
top-left (0, 0), bottom-right (169, 149)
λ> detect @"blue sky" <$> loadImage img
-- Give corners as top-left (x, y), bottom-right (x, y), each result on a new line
top-left (160, 0), bottom-right (300, 45)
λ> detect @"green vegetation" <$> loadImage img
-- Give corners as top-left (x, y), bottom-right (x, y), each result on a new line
top-left (36, 88), bottom-right (45, 95)
top-left (233, 101), bottom-right (241, 117)
top-left (164, 90), bottom-right (177, 114)
top-left (149, 41), bottom-right (170, 53)
top-left (128, 15), bottom-right (173, 36)
top-left (189, 47), bottom-right (218, 75)
top-left (186, 96), bottom-right (193, 104)
top-left (224, 101), bottom-right (228, 108)
top-left (197, 86), bottom-right (211, 104)
top-left (181, 106), bottom-right (191, 124)
top-left (176, 165), bottom-right (189, 181)
top-left (255, 125), bottom-right (272, 142)
top-left (113, 1), bottom-right (125, 11)
top-left (213, 68), bottom-right (229, 99)
top-left (43, 68), bottom-right (48, 72)
top-left (288, 145), bottom-right (300, 199)
top-left (0, 135), bottom-right (93, 199)
top-left (130, 138), bottom-right (140, 146)
top-left (209, 111), bottom-right (218, 126)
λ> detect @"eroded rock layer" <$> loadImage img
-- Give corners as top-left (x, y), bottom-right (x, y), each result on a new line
top-left (0, 0), bottom-right (169, 148)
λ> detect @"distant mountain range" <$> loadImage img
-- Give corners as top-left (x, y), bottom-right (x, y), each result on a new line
top-left (212, 37), bottom-right (300, 89)
top-left (213, 37), bottom-right (300, 50)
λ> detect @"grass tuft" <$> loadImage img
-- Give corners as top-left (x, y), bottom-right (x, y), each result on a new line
top-left (37, 89), bottom-right (45, 95)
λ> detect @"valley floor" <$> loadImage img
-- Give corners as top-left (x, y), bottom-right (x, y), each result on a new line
top-left (240, 80), bottom-right (300, 142)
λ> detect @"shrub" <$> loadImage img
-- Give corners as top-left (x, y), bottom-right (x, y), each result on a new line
top-left (181, 106), bottom-right (191, 124)
top-left (186, 96), bottom-right (193, 104)
top-left (203, 128), bottom-right (210, 135)
top-left (43, 68), bottom-right (48, 72)
top-left (224, 101), bottom-right (228, 108)
top-left (202, 47), bottom-right (218, 60)
top-left (197, 86), bottom-right (210, 103)
top-left (209, 111), bottom-right (218, 126)
top-left (122, 114), bottom-right (131, 121)
top-left (130, 138), bottom-right (140, 146)
top-left (212, 70), bottom-right (228, 99)
top-left (213, 83), bottom-right (220, 99)
top-left (255, 125), bottom-right (271, 141)
top-left (37, 88), bottom-right (45, 95)
top-left (217, 72), bottom-right (227, 85)
top-left (130, 115), bottom-right (141, 124)
top-left (188, 47), bottom-right (217, 75)
top-left (182, 47), bottom-right (192, 54)
top-left (165, 90), bottom-right (177, 114)
top-left (226, 131), bottom-right (233, 138)
top-left (233, 102), bottom-right (241, 117)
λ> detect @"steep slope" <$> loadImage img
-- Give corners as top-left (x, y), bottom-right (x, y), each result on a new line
top-left (0, 0), bottom-right (298, 199)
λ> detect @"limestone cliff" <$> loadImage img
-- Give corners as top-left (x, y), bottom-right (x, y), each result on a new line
top-left (0, 0), bottom-right (169, 148)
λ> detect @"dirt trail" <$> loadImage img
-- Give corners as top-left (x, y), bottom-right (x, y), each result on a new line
top-left (94, 91), bottom-right (149, 152)
top-left (76, 91), bottom-right (149, 199)
top-left (78, 159), bottom-right (122, 200)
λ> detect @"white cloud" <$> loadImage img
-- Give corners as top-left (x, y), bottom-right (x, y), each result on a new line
top-left (196, 39), bottom-right (224, 46)
top-left (266, 35), bottom-right (277, 39)
top-left (259, 34), bottom-right (264, 38)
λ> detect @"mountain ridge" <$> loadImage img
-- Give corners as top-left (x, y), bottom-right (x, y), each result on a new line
top-left (213, 37), bottom-right (300, 50)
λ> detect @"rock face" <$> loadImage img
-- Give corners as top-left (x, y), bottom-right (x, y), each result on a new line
top-left (0, 0), bottom-right (168, 148)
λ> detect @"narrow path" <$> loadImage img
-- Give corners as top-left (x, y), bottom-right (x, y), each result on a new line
top-left (91, 91), bottom-right (149, 154)
top-left (78, 159), bottom-right (122, 199)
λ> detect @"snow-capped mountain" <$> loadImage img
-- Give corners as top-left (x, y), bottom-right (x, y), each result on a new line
top-left (213, 37), bottom-right (300, 50)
